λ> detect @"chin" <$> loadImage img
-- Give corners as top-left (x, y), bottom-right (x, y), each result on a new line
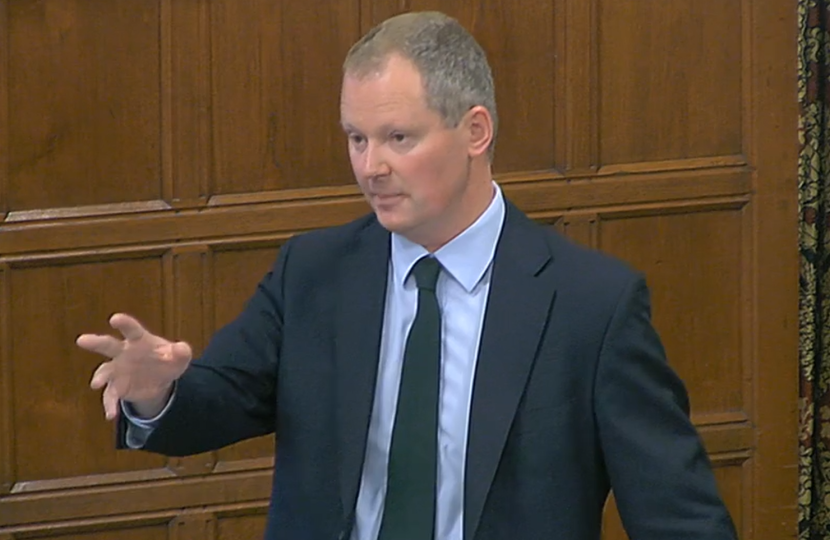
top-left (374, 211), bottom-right (411, 234)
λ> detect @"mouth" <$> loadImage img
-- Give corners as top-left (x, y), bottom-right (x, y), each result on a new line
top-left (372, 193), bottom-right (404, 202)
top-left (370, 193), bottom-right (405, 209)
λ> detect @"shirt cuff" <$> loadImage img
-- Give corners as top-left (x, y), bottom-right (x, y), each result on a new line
top-left (121, 384), bottom-right (177, 448)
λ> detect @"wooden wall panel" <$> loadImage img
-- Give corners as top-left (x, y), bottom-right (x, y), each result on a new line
top-left (0, 265), bottom-right (10, 495)
top-left (366, 0), bottom-right (558, 174)
top-left (165, 0), bottom-right (212, 206)
top-left (9, 256), bottom-right (167, 484)
top-left (598, 207), bottom-right (746, 419)
top-left (712, 459), bottom-right (748, 535)
top-left (215, 512), bottom-right (268, 540)
top-left (6, 0), bottom-right (162, 213)
top-left (25, 524), bottom-right (170, 540)
top-left (597, 0), bottom-right (743, 165)
top-left (0, 0), bottom-right (797, 538)
top-left (0, 1), bottom-right (8, 220)
top-left (210, 0), bottom-right (360, 196)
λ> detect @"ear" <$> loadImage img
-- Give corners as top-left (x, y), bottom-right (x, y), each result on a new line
top-left (464, 105), bottom-right (494, 159)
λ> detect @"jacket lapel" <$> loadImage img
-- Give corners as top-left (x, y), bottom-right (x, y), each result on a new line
top-left (335, 219), bottom-right (390, 523)
top-left (464, 203), bottom-right (558, 540)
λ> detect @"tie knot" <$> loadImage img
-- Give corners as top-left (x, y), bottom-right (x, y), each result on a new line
top-left (411, 256), bottom-right (441, 291)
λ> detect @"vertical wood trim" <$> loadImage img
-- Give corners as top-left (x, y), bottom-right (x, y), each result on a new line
top-left (751, 0), bottom-right (799, 537)
top-left (553, 0), bottom-right (567, 170)
top-left (166, 246), bottom-right (216, 476)
top-left (563, 213), bottom-right (598, 249)
top-left (0, 0), bottom-right (9, 220)
top-left (170, 0), bottom-right (211, 206)
top-left (203, 246), bottom-right (215, 358)
top-left (0, 263), bottom-right (13, 495)
top-left (740, 201), bottom-right (755, 540)
top-left (161, 0), bottom-right (174, 203)
top-left (741, 0), bottom-right (753, 162)
top-left (561, 0), bottom-right (599, 172)
top-left (170, 511), bottom-right (217, 540)
top-left (740, 201), bottom-right (754, 419)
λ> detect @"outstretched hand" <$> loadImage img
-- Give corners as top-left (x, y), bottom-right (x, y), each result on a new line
top-left (77, 314), bottom-right (192, 420)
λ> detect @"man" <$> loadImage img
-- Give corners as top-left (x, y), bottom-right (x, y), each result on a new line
top-left (77, 11), bottom-right (737, 540)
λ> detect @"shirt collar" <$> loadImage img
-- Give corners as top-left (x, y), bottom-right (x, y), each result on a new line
top-left (391, 182), bottom-right (506, 293)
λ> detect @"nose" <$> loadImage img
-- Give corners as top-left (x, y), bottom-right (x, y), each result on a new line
top-left (362, 142), bottom-right (391, 178)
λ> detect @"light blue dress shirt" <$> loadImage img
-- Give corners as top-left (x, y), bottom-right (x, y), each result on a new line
top-left (125, 184), bottom-right (506, 540)
top-left (352, 184), bottom-right (505, 540)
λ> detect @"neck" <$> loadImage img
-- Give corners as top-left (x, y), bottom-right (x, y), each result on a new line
top-left (420, 176), bottom-right (495, 253)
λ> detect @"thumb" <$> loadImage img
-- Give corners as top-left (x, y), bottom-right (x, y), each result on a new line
top-left (170, 341), bottom-right (193, 363)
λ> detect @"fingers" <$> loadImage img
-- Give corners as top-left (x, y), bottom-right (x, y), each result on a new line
top-left (103, 383), bottom-right (119, 420)
top-left (90, 361), bottom-right (113, 390)
top-left (109, 313), bottom-right (147, 342)
top-left (76, 334), bottom-right (124, 359)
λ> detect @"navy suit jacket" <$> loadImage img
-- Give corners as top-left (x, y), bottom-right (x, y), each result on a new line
top-left (122, 200), bottom-right (737, 539)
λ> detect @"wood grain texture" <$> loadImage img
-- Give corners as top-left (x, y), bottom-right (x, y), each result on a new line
top-left (598, 206), bottom-right (746, 417)
top-left (6, 0), bottom-right (162, 212)
top-left (0, 169), bottom-right (751, 259)
top-left (0, 470), bottom-right (270, 528)
top-left (8, 256), bottom-right (168, 483)
top-left (750, 0), bottom-right (800, 536)
top-left (0, 1), bottom-right (8, 221)
top-left (597, 0), bottom-right (743, 165)
top-left (165, 0), bottom-right (211, 207)
top-left (0, 264), bottom-right (11, 495)
top-left (164, 247), bottom-right (217, 477)
top-left (0, 1), bottom-right (797, 538)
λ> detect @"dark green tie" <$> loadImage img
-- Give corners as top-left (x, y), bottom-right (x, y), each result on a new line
top-left (378, 256), bottom-right (442, 540)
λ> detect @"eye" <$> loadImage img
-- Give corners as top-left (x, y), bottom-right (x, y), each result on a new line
top-left (391, 132), bottom-right (407, 143)
top-left (348, 133), bottom-right (366, 149)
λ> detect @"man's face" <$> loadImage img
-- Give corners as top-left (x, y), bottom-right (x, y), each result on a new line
top-left (340, 55), bottom-right (474, 247)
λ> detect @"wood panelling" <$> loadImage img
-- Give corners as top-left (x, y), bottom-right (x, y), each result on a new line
top-left (366, 0), bottom-right (558, 174)
top-left (0, 0), bottom-right (797, 538)
top-left (169, 513), bottom-right (212, 540)
top-left (24, 523), bottom-right (170, 540)
top-left (0, 472), bottom-right (270, 528)
top-left (0, 265), bottom-right (10, 495)
top-left (556, 0), bottom-right (598, 171)
top-left (164, 0), bottom-right (211, 206)
top-left (9, 256), bottom-right (167, 483)
top-left (210, 0), bottom-right (359, 195)
top-left (6, 0), bottom-right (162, 212)
top-left (215, 512), bottom-right (268, 540)
top-left (0, 169), bottom-right (751, 259)
top-left (164, 248), bottom-right (216, 478)
top-left (598, 0), bottom-right (743, 165)
top-left (0, 2), bottom-right (8, 220)
top-left (559, 213), bottom-right (598, 249)
top-left (713, 458), bottom-right (750, 536)
top-left (752, 0), bottom-right (800, 535)
top-left (598, 207), bottom-right (746, 417)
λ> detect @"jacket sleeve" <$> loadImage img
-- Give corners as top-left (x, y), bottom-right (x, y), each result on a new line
top-left (594, 275), bottom-right (738, 539)
top-left (117, 237), bottom-right (294, 457)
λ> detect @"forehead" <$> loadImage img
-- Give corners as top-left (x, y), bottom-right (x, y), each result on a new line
top-left (340, 55), bottom-right (434, 127)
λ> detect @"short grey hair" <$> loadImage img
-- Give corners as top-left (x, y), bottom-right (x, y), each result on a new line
top-left (343, 11), bottom-right (498, 160)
